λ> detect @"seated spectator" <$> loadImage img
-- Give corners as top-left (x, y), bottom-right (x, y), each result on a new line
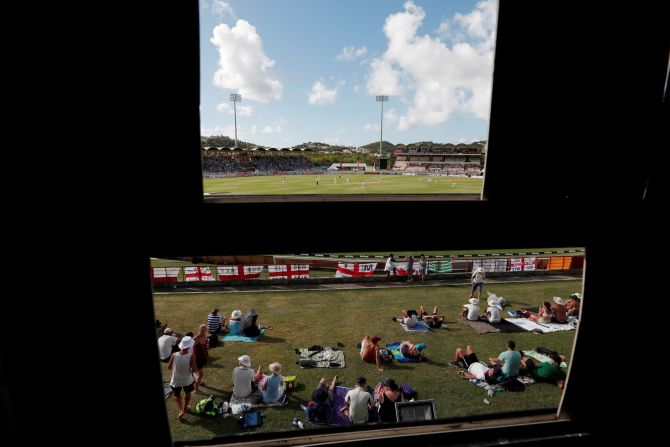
top-left (207, 308), bottom-right (225, 334)
top-left (303, 375), bottom-right (338, 424)
top-left (566, 293), bottom-right (581, 317)
top-left (489, 340), bottom-right (522, 380)
top-left (521, 354), bottom-right (566, 389)
top-left (360, 335), bottom-right (384, 373)
top-left (158, 327), bottom-right (179, 362)
top-left (228, 310), bottom-right (243, 335)
top-left (232, 355), bottom-right (262, 399)
top-left (550, 297), bottom-right (568, 323)
top-left (452, 345), bottom-right (499, 384)
top-left (261, 362), bottom-right (286, 403)
top-left (399, 341), bottom-right (426, 361)
top-left (240, 308), bottom-right (266, 337)
top-left (461, 297), bottom-right (481, 321)
top-left (418, 305), bottom-right (446, 328)
top-left (376, 378), bottom-right (405, 423)
top-left (344, 376), bottom-right (374, 424)
top-left (482, 299), bottom-right (501, 323)
top-left (529, 301), bottom-right (553, 323)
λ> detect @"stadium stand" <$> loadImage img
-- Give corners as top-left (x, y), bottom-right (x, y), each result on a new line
top-left (201, 149), bottom-right (314, 177)
top-left (391, 142), bottom-right (485, 176)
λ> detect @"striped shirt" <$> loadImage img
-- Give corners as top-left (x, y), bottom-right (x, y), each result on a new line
top-left (207, 314), bottom-right (223, 333)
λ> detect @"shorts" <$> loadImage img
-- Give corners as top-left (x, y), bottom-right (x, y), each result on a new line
top-left (196, 357), bottom-right (208, 370)
top-left (551, 316), bottom-right (567, 324)
top-left (472, 282), bottom-right (484, 292)
top-left (461, 352), bottom-right (479, 367)
top-left (171, 383), bottom-right (195, 396)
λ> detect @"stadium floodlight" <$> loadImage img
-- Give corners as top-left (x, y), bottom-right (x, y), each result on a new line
top-left (230, 93), bottom-right (242, 147)
top-left (375, 95), bottom-right (389, 162)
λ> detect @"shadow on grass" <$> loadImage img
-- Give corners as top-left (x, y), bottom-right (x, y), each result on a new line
top-left (257, 335), bottom-right (287, 344)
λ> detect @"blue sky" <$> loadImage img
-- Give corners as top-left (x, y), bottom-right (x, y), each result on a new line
top-left (200, 0), bottom-right (497, 147)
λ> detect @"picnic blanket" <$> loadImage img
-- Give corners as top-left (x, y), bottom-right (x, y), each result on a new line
top-left (458, 316), bottom-right (500, 334)
top-left (502, 318), bottom-right (575, 333)
top-left (387, 341), bottom-right (420, 363)
top-left (400, 320), bottom-right (431, 332)
top-left (490, 318), bottom-right (529, 333)
top-left (229, 392), bottom-right (288, 414)
top-left (298, 347), bottom-right (346, 368)
top-left (523, 350), bottom-right (568, 368)
top-left (222, 327), bottom-right (266, 342)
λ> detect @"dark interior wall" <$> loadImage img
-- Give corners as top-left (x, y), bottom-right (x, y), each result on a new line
top-left (5, 1), bottom-right (665, 446)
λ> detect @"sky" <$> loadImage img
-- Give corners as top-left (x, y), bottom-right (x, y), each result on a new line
top-left (200, 0), bottom-right (497, 147)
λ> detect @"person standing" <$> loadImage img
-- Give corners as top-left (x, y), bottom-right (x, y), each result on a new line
top-left (470, 267), bottom-right (486, 300)
top-left (419, 254), bottom-right (428, 285)
top-left (168, 336), bottom-right (197, 420)
top-left (384, 254), bottom-right (397, 283)
top-left (344, 376), bottom-right (374, 424)
top-left (405, 255), bottom-right (415, 282)
top-left (192, 324), bottom-right (209, 393)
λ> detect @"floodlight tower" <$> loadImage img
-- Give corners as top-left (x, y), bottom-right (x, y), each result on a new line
top-left (375, 95), bottom-right (389, 171)
top-left (230, 93), bottom-right (242, 147)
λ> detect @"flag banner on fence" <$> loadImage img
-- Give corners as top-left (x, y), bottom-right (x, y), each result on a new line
top-left (395, 262), bottom-right (420, 276)
top-left (335, 262), bottom-right (378, 278)
top-left (268, 264), bottom-right (310, 279)
top-left (509, 258), bottom-right (523, 272)
top-left (473, 258), bottom-right (508, 272)
top-left (184, 266), bottom-right (214, 281)
top-left (217, 265), bottom-right (264, 280)
top-left (152, 267), bottom-right (181, 282)
top-left (548, 256), bottom-right (572, 270)
top-left (428, 259), bottom-right (452, 273)
top-left (523, 257), bottom-right (536, 271)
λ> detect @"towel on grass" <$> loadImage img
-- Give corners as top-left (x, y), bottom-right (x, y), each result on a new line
top-left (298, 347), bottom-right (346, 368)
top-left (222, 327), bottom-right (266, 342)
top-left (387, 341), bottom-right (420, 363)
top-left (458, 316), bottom-right (500, 334)
top-left (400, 320), bottom-right (431, 332)
top-left (502, 318), bottom-right (575, 333)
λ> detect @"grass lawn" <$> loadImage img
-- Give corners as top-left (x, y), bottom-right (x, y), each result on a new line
top-left (154, 279), bottom-right (580, 442)
top-left (203, 174), bottom-right (482, 195)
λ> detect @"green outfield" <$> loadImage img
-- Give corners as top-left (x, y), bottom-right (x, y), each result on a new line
top-left (155, 279), bottom-right (580, 442)
top-left (203, 173), bottom-right (483, 195)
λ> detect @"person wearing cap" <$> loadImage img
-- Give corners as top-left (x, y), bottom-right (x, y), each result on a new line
top-left (399, 340), bottom-right (426, 361)
top-left (481, 299), bottom-right (502, 323)
top-left (167, 336), bottom-right (197, 420)
top-left (461, 297), bottom-right (481, 321)
top-left (566, 293), bottom-right (581, 317)
top-left (550, 297), bottom-right (568, 323)
top-left (261, 362), bottom-right (286, 403)
top-left (344, 376), bottom-right (374, 424)
top-left (470, 267), bottom-right (486, 300)
top-left (529, 301), bottom-right (553, 324)
top-left (158, 327), bottom-right (179, 362)
top-left (489, 340), bottom-right (521, 380)
top-left (377, 378), bottom-right (405, 422)
top-left (232, 354), bottom-right (262, 399)
top-left (228, 309), bottom-right (243, 335)
top-left (360, 335), bottom-right (384, 373)
top-left (207, 308), bottom-right (225, 334)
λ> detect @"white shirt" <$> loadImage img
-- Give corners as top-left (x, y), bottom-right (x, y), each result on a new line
top-left (486, 306), bottom-right (501, 323)
top-left (465, 304), bottom-right (480, 321)
top-left (468, 362), bottom-right (490, 380)
top-left (158, 335), bottom-right (178, 360)
top-left (384, 258), bottom-right (395, 272)
top-left (404, 315), bottom-right (419, 328)
top-left (345, 387), bottom-right (373, 424)
top-left (169, 351), bottom-right (194, 387)
top-left (232, 366), bottom-right (254, 397)
top-left (472, 271), bottom-right (485, 283)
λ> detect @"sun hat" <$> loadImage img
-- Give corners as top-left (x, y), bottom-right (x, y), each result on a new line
top-left (570, 293), bottom-right (581, 299)
top-left (488, 299), bottom-right (498, 307)
top-left (178, 336), bottom-right (194, 350)
top-left (553, 296), bottom-right (565, 305)
top-left (231, 310), bottom-right (242, 319)
top-left (238, 355), bottom-right (251, 367)
top-left (415, 342), bottom-right (426, 352)
top-left (469, 297), bottom-right (479, 305)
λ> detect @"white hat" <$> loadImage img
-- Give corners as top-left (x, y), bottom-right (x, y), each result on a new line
top-left (571, 292), bottom-right (582, 299)
top-left (178, 336), bottom-right (194, 350)
top-left (476, 267), bottom-right (484, 273)
top-left (488, 299), bottom-right (498, 307)
top-left (553, 296), bottom-right (565, 305)
top-left (238, 355), bottom-right (251, 367)
top-left (231, 310), bottom-right (242, 319)
top-left (469, 297), bottom-right (479, 305)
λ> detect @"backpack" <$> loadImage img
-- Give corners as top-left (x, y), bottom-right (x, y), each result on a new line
top-left (208, 333), bottom-right (218, 348)
top-left (298, 359), bottom-right (318, 368)
top-left (239, 411), bottom-right (263, 428)
top-left (195, 396), bottom-right (219, 416)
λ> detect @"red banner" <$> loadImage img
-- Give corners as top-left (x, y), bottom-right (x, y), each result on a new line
top-left (335, 262), bottom-right (378, 277)
top-left (184, 266), bottom-right (214, 281)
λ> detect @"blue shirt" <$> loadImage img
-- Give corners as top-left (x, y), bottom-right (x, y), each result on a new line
top-left (498, 350), bottom-right (521, 377)
top-left (229, 320), bottom-right (242, 335)
top-left (263, 374), bottom-right (283, 402)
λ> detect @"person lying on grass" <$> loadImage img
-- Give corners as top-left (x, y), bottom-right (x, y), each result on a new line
top-left (360, 335), bottom-right (384, 373)
top-left (392, 309), bottom-right (419, 328)
top-left (419, 305), bottom-right (446, 328)
top-left (450, 345), bottom-right (500, 384)
top-left (520, 353), bottom-right (566, 389)
top-left (399, 341), bottom-right (427, 361)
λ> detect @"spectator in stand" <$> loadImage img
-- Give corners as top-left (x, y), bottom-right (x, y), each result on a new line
top-left (550, 297), bottom-right (568, 323)
top-left (470, 267), bottom-right (486, 300)
top-left (207, 308), bottom-right (225, 334)
top-left (158, 327), bottom-right (179, 362)
top-left (461, 297), bottom-right (481, 321)
top-left (384, 254), bottom-right (397, 283)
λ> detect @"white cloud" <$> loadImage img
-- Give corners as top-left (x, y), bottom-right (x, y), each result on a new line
top-left (212, 0), bottom-right (236, 19)
top-left (261, 125), bottom-right (282, 134)
top-left (216, 102), bottom-right (253, 116)
top-left (363, 123), bottom-right (380, 131)
top-left (200, 0), bottom-right (209, 12)
top-left (308, 80), bottom-right (344, 105)
top-left (366, 0), bottom-right (496, 129)
top-left (211, 20), bottom-right (283, 102)
top-left (353, 85), bottom-right (362, 94)
top-left (336, 46), bottom-right (367, 61)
